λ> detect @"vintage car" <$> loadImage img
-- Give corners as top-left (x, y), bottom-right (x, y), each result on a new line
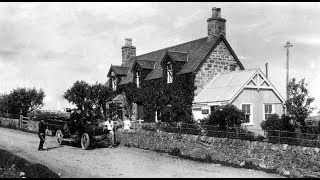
top-left (55, 118), bottom-right (114, 150)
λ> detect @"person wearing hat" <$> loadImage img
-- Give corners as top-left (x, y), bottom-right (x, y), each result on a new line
top-left (67, 108), bottom-right (81, 135)
top-left (38, 119), bottom-right (47, 151)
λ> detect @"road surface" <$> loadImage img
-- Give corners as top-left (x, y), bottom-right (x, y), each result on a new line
top-left (0, 127), bottom-right (284, 178)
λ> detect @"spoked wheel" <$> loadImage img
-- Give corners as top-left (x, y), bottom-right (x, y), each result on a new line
top-left (81, 133), bottom-right (90, 150)
top-left (56, 130), bottom-right (64, 145)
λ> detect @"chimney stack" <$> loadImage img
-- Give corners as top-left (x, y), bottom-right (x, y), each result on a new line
top-left (121, 38), bottom-right (136, 64)
top-left (207, 7), bottom-right (226, 42)
top-left (265, 63), bottom-right (268, 78)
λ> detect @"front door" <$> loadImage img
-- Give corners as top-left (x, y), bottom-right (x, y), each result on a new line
top-left (137, 104), bottom-right (144, 120)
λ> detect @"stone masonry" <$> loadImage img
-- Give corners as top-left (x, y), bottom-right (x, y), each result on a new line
top-left (121, 38), bottom-right (136, 64)
top-left (194, 41), bottom-right (239, 96)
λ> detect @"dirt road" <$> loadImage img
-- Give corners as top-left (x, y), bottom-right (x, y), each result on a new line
top-left (0, 127), bottom-right (284, 178)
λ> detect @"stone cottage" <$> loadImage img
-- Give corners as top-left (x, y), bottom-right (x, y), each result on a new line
top-left (105, 7), bottom-right (284, 128)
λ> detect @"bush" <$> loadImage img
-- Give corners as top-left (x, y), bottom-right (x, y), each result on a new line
top-left (170, 147), bottom-right (181, 156)
top-left (6, 123), bottom-right (17, 130)
top-left (255, 134), bottom-right (266, 142)
top-left (261, 114), bottom-right (297, 145)
top-left (141, 123), bottom-right (158, 132)
top-left (201, 105), bottom-right (245, 127)
top-left (0, 113), bottom-right (20, 119)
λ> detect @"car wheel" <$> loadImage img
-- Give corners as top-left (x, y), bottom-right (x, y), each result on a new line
top-left (56, 130), bottom-right (64, 145)
top-left (81, 133), bottom-right (90, 150)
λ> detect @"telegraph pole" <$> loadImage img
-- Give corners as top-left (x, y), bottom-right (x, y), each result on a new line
top-left (284, 41), bottom-right (293, 115)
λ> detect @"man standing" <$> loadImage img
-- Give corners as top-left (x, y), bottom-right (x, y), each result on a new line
top-left (38, 119), bottom-right (47, 151)
top-left (68, 109), bottom-right (81, 134)
top-left (103, 118), bottom-right (115, 147)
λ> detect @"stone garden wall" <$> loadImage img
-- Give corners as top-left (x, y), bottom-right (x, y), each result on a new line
top-left (0, 117), bottom-right (51, 135)
top-left (118, 129), bottom-right (320, 178)
top-left (0, 118), bottom-right (20, 128)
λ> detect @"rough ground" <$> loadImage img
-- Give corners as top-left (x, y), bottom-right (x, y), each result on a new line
top-left (0, 127), bottom-right (284, 178)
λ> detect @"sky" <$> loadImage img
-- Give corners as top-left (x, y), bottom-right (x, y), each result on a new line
top-left (0, 2), bottom-right (319, 115)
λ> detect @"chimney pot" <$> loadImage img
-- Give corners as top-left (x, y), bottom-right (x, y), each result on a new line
top-left (207, 7), bottom-right (226, 41)
top-left (265, 63), bottom-right (268, 78)
top-left (212, 7), bottom-right (218, 18)
top-left (125, 38), bottom-right (132, 46)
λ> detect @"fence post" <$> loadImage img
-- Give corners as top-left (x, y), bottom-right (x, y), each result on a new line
top-left (236, 127), bottom-right (238, 139)
top-left (19, 115), bottom-right (22, 129)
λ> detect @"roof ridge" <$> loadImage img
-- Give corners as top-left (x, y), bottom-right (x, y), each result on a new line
top-left (127, 37), bottom-right (207, 62)
top-left (219, 68), bottom-right (258, 75)
top-left (167, 50), bottom-right (188, 54)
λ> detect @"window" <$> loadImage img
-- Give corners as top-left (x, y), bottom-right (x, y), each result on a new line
top-left (241, 104), bottom-right (252, 124)
top-left (167, 62), bottom-right (173, 84)
top-left (230, 64), bottom-right (236, 71)
top-left (210, 105), bottom-right (219, 113)
top-left (264, 104), bottom-right (273, 120)
top-left (136, 71), bottom-right (141, 88)
top-left (111, 76), bottom-right (117, 91)
top-left (202, 109), bottom-right (209, 114)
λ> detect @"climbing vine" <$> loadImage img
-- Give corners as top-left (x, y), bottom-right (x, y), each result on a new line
top-left (117, 57), bottom-right (196, 123)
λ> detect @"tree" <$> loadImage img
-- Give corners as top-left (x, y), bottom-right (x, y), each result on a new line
top-left (90, 82), bottom-right (113, 118)
top-left (6, 87), bottom-right (45, 116)
top-left (64, 80), bottom-right (113, 119)
top-left (64, 80), bottom-right (91, 112)
top-left (286, 78), bottom-right (315, 131)
top-left (0, 93), bottom-right (9, 115)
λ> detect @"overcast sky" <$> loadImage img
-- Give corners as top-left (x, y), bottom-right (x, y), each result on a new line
top-left (0, 2), bottom-right (319, 115)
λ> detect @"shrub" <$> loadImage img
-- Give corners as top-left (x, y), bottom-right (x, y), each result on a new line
top-left (6, 123), bottom-right (17, 130)
top-left (141, 123), bottom-right (158, 132)
top-left (200, 105), bottom-right (245, 138)
top-left (255, 134), bottom-right (266, 142)
top-left (261, 114), bottom-right (297, 145)
top-left (237, 128), bottom-right (256, 141)
top-left (170, 147), bottom-right (181, 156)
top-left (201, 104), bottom-right (245, 127)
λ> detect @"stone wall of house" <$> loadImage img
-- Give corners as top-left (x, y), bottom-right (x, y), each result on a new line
top-left (194, 41), bottom-right (240, 96)
top-left (117, 129), bottom-right (320, 178)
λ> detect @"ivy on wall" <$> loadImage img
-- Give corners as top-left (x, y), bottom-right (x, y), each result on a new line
top-left (117, 56), bottom-right (196, 123)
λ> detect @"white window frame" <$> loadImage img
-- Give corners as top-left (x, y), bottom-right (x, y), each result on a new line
top-left (111, 76), bottom-right (117, 91)
top-left (136, 71), bottom-right (141, 88)
top-left (263, 103), bottom-right (274, 121)
top-left (240, 103), bottom-right (253, 126)
top-left (167, 62), bottom-right (173, 84)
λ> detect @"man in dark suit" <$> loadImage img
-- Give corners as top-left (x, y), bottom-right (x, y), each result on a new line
top-left (68, 109), bottom-right (81, 134)
top-left (38, 119), bottom-right (47, 151)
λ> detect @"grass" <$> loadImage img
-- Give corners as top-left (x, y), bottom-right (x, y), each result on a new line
top-left (0, 149), bottom-right (60, 178)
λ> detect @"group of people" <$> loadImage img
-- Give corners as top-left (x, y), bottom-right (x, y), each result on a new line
top-left (37, 108), bottom-right (120, 150)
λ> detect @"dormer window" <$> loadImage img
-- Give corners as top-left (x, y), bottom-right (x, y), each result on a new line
top-left (167, 62), bottom-right (173, 84)
top-left (111, 76), bottom-right (117, 91)
top-left (136, 71), bottom-right (141, 88)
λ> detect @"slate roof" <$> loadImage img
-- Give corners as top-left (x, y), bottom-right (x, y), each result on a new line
top-left (193, 69), bottom-right (258, 103)
top-left (112, 94), bottom-right (125, 102)
top-left (166, 51), bottom-right (188, 62)
top-left (110, 34), bottom-right (244, 85)
top-left (107, 66), bottom-right (130, 77)
top-left (133, 60), bottom-right (155, 70)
